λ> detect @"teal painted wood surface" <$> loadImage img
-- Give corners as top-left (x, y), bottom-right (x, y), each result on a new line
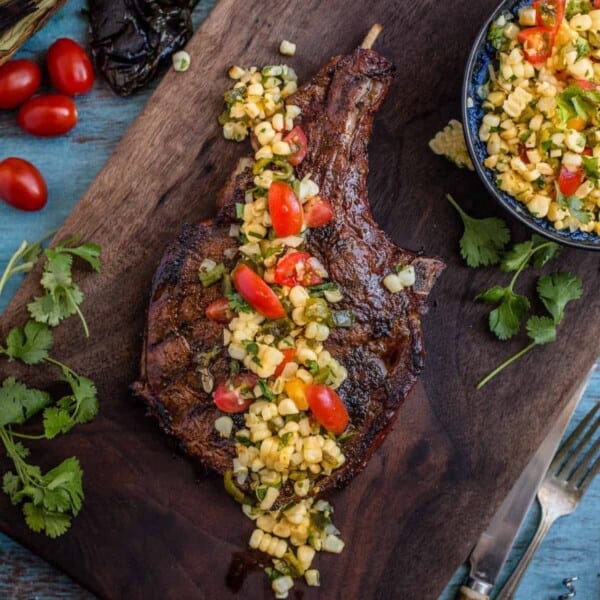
top-left (0, 1), bottom-right (598, 598)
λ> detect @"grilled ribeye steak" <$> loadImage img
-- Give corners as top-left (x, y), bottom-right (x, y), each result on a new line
top-left (132, 47), bottom-right (445, 502)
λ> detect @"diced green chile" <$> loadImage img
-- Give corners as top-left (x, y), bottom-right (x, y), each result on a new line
top-left (304, 298), bottom-right (330, 322)
top-left (199, 262), bottom-right (225, 287)
top-left (328, 310), bottom-right (355, 328)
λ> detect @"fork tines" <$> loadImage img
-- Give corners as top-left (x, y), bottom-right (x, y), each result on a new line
top-left (550, 402), bottom-right (600, 493)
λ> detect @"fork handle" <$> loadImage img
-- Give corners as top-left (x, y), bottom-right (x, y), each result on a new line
top-left (495, 512), bottom-right (555, 600)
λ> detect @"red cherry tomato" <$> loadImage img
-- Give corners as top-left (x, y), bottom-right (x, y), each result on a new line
top-left (213, 373), bottom-right (258, 413)
top-left (268, 181), bottom-right (303, 237)
top-left (17, 94), bottom-right (78, 137)
top-left (534, 0), bottom-right (565, 31)
top-left (206, 297), bottom-right (234, 323)
top-left (595, 0), bottom-right (600, 8)
top-left (518, 27), bottom-right (555, 65)
top-left (274, 252), bottom-right (324, 287)
top-left (283, 126), bottom-right (308, 166)
top-left (305, 384), bottom-right (349, 435)
top-left (0, 60), bottom-right (42, 110)
top-left (47, 38), bottom-right (95, 96)
top-left (0, 157), bottom-right (47, 211)
top-left (232, 264), bottom-right (285, 319)
top-left (274, 348), bottom-right (295, 378)
top-left (558, 167), bottom-right (584, 196)
top-left (303, 195), bottom-right (334, 228)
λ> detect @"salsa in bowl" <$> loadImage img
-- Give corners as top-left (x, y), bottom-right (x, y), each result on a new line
top-left (463, 0), bottom-right (600, 249)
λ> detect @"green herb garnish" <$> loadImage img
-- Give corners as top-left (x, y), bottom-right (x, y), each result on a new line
top-left (446, 194), bottom-right (511, 267)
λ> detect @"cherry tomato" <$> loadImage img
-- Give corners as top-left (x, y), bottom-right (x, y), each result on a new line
top-left (283, 126), bottom-right (308, 166)
top-left (232, 264), bottom-right (285, 319)
top-left (518, 27), bottom-right (555, 65)
top-left (558, 167), bottom-right (585, 196)
top-left (268, 181), bottom-right (303, 237)
top-left (0, 60), bottom-right (41, 110)
top-left (305, 384), bottom-right (349, 435)
top-left (595, 0), bottom-right (600, 8)
top-left (0, 157), bottom-right (47, 211)
top-left (206, 297), bottom-right (234, 323)
top-left (274, 252), bottom-right (324, 287)
top-left (17, 94), bottom-right (78, 137)
top-left (213, 373), bottom-right (258, 413)
top-left (303, 195), bottom-right (334, 228)
top-left (47, 38), bottom-right (95, 96)
top-left (274, 348), bottom-right (295, 378)
top-left (534, 0), bottom-right (565, 31)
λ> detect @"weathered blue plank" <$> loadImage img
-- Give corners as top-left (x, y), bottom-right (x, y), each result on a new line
top-left (0, 1), bottom-right (598, 598)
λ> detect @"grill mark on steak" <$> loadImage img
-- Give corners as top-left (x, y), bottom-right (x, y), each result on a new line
top-left (132, 47), bottom-right (445, 504)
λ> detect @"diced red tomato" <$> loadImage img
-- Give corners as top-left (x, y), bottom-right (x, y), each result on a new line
top-left (558, 166), bottom-right (585, 196)
top-left (576, 78), bottom-right (597, 91)
top-left (518, 27), bottom-right (555, 65)
top-left (583, 147), bottom-right (593, 156)
top-left (534, 0), bottom-right (565, 31)
top-left (303, 195), bottom-right (334, 228)
top-left (283, 126), bottom-right (308, 166)
top-left (232, 264), bottom-right (285, 319)
top-left (594, 0), bottom-right (600, 9)
top-left (518, 144), bottom-right (530, 164)
top-left (274, 348), bottom-right (296, 378)
top-left (213, 373), bottom-right (258, 413)
top-left (205, 297), bottom-right (234, 323)
top-left (274, 252), bottom-right (324, 287)
top-left (268, 182), bottom-right (303, 237)
top-left (305, 384), bottom-right (349, 435)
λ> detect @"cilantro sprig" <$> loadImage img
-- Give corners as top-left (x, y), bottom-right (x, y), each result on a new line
top-left (0, 235), bottom-right (101, 538)
top-left (446, 194), bottom-right (510, 267)
top-left (477, 272), bottom-right (583, 388)
top-left (0, 232), bottom-right (55, 296)
top-left (27, 240), bottom-right (102, 337)
top-left (476, 235), bottom-right (560, 340)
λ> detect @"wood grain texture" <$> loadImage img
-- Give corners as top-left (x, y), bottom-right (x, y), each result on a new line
top-left (0, 0), bottom-right (599, 599)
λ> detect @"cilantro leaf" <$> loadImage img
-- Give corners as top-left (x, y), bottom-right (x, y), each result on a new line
top-left (566, 0), bottom-right (591, 20)
top-left (3, 321), bottom-right (53, 365)
top-left (2, 471), bottom-right (21, 502)
top-left (531, 235), bottom-right (561, 267)
top-left (446, 194), bottom-right (510, 267)
top-left (500, 240), bottom-right (533, 272)
top-left (57, 242), bottom-right (102, 272)
top-left (0, 378), bottom-right (51, 427)
top-left (537, 272), bottom-right (583, 323)
top-left (526, 315), bottom-right (557, 345)
top-left (23, 503), bottom-right (73, 538)
top-left (489, 292), bottom-right (531, 340)
top-left (227, 291), bottom-right (253, 313)
top-left (43, 370), bottom-right (99, 439)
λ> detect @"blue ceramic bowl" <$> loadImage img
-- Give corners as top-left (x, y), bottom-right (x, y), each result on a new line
top-left (462, 0), bottom-right (600, 250)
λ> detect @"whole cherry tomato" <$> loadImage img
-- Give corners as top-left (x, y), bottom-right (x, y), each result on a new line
top-left (47, 38), bottom-right (95, 96)
top-left (303, 195), bottom-right (334, 228)
top-left (17, 94), bottom-right (78, 137)
top-left (206, 297), bottom-right (234, 323)
top-left (305, 384), bottom-right (349, 434)
top-left (0, 157), bottom-right (48, 211)
top-left (268, 181), bottom-right (303, 237)
top-left (274, 252), bottom-right (324, 287)
top-left (283, 126), bottom-right (308, 166)
top-left (232, 264), bottom-right (285, 319)
top-left (213, 373), bottom-right (258, 413)
top-left (0, 60), bottom-right (42, 110)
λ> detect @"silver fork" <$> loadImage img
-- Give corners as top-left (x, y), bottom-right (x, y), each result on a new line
top-left (496, 402), bottom-right (600, 600)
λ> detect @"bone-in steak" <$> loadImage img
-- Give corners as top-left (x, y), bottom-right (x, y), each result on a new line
top-left (132, 47), bottom-right (444, 503)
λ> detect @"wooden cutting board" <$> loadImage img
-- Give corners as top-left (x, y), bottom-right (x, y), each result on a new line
top-left (1, 0), bottom-right (599, 598)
